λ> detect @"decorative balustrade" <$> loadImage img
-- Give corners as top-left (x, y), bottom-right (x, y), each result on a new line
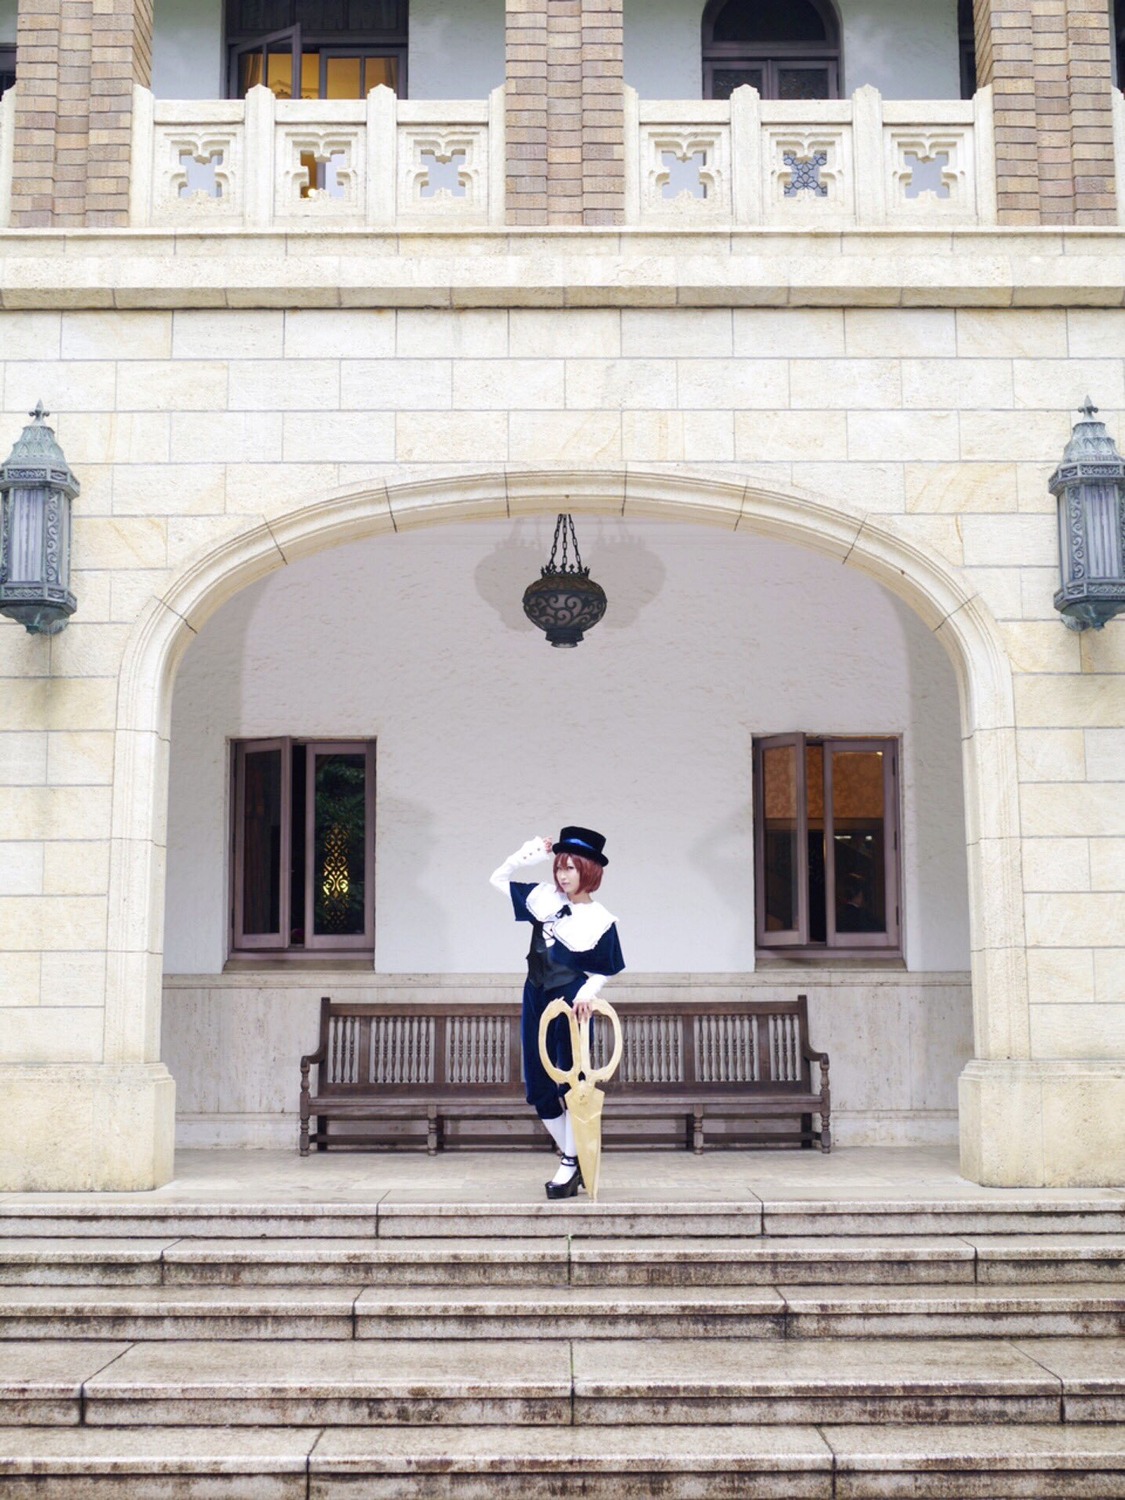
top-left (1, 80), bottom-right (1008, 233)
top-left (129, 83), bottom-right (505, 230)
top-left (625, 83), bottom-right (997, 228)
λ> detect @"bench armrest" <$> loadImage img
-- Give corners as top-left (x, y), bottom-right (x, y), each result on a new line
top-left (803, 1046), bottom-right (829, 1066)
top-left (301, 1045), bottom-right (327, 1069)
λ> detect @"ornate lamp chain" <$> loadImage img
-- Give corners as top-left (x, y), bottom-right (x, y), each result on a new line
top-left (545, 513), bottom-right (587, 577)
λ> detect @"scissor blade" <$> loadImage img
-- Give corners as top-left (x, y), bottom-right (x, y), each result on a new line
top-left (567, 1082), bottom-right (606, 1202)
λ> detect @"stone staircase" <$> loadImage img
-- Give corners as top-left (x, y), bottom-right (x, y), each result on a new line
top-left (0, 1189), bottom-right (1123, 1497)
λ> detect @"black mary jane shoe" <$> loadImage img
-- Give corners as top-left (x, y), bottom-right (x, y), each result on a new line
top-left (545, 1155), bottom-right (582, 1200)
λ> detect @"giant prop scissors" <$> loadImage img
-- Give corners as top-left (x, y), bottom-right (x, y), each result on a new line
top-left (537, 997), bottom-right (623, 1201)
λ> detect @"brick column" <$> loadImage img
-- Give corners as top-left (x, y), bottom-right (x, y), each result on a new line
top-left (974, 0), bottom-right (1117, 224)
top-left (505, 0), bottom-right (624, 226)
top-left (10, 0), bottom-right (152, 227)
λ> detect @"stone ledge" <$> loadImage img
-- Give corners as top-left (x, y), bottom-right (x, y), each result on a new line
top-left (0, 228), bottom-right (1124, 309)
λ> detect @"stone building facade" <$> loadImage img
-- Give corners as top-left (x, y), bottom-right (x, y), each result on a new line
top-left (0, 0), bottom-right (1123, 1190)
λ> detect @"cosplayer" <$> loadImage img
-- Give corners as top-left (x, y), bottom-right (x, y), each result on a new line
top-left (490, 827), bottom-right (625, 1199)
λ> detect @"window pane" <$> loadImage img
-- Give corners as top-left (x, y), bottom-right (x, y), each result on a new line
top-left (289, 743), bottom-right (307, 946)
top-left (242, 749), bottom-right (283, 936)
top-left (302, 0), bottom-right (346, 31)
top-left (777, 65), bottom-right (830, 100)
top-left (326, 55), bottom-right (363, 97)
top-left (300, 50), bottom-right (320, 97)
top-left (712, 66), bottom-right (764, 98)
top-left (363, 55), bottom-right (398, 92)
top-left (712, 0), bottom-right (829, 43)
top-left (761, 743), bottom-right (799, 932)
top-left (348, 0), bottom-right (401, 32)
top-left (806, 743), bottom-right (826, 944)
top-left (239, 51), bottom-right (266, 92)
top-left (265, 44), bottom-right (295, 98)
top-left (312, 752), bottom-right (367, 938)
top-left (832, 750), bottom-right (887, 935)
top-left (231, 0), bottom-right (291, 32)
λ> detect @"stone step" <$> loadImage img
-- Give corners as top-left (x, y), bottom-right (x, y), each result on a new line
top-left (2, 1195), bottom-right (1122, 1241)
top-left (2, 1233), bottom-right (1122, 1288)
top-left (1, 1282), bottom-right (1120, 1342)
top-left (4, 1421), bottom-right (1125, 1499)
top-left (4, 1336), bottom-right (1124, 1428)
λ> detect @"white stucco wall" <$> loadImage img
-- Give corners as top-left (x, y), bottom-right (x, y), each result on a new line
top-left (624, 0), bottom-right (962, 101)
top-left (164, 518), bottom-right (970, 978)
top-left (0, 0), bottom-right (16, 47)
top-left (153, 0), bottom-right (224, 99)
top-left (409, 0), bottom-right (504, 98)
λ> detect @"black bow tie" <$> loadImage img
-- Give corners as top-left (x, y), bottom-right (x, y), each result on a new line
top-left (555, 905), bottom-right (571, 918)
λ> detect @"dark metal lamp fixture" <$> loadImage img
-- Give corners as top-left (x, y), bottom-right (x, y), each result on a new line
top-left (1050, 398), bottom-right (1125, 632)
top-left (521, 513), bottom-right (607, 647)
top-left (0, 403), bottom-right (79, 635)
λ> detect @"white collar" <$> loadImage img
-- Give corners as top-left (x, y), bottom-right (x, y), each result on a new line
top-left (526, 881), bottom-right (615, 951)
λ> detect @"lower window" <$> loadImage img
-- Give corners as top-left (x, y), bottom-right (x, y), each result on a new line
top-left (232, 738), bottom-right (375, 957)
top-left (754, 734), bottom-right (900, 956)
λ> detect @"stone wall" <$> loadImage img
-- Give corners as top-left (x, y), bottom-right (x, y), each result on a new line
top-left (0, 257), bottom-right (1123, 1187)
top-left (163, 972), bottom-right (973, 1149)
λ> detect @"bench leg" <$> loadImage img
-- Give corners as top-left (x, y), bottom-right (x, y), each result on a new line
top-left (820, 1111), bottom-right (832, 1153)
top-left (427, 1105), bottom-right (439, 1156)
top-left (316, 1115), bottom-right (328, 1152)
top-left (692, 1107), bottom-right (704, 1155)
top-left (801, 1111), bottom-right (813, 1149)
top-left (299, 1113), bottom-right (310, 1157)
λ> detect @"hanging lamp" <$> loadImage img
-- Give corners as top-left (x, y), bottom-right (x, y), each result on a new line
top-left (521, 513), bottom-right (607, 647)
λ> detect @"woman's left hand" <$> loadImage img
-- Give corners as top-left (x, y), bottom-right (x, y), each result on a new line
top-left (575, 999), bottom-right (593, 1023)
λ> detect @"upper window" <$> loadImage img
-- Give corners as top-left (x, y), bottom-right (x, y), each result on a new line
top-left (0, 47), bottom-right (15, 96)
top-left (702, 0), bottom-right (840, 101)
top-left (232, 738), bottom-right (375, 957)
top-left (754, 734), bottom-right (900, 957)
top-left (227, 0), bottom-right (406, 100)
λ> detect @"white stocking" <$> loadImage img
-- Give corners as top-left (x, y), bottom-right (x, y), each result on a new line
top-left (549, 1109), bottom-right (579, 1186)
top-left (542, 1114), bottom-right (567, 1152)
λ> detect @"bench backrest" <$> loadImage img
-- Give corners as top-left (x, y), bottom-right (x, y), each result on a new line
top-left (311, 995), bottom-right (813, 1096)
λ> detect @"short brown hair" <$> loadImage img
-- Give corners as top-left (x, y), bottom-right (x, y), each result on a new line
top-left (554, 851), bottom-right (603, 895)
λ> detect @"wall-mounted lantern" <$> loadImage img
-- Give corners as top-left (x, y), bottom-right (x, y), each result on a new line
top-left (521, 513), bottom-right (607, 647)
top-left (0, 403), bottom-right (79, 635)
top-left (1050, 398), bottom-right (1125, 632)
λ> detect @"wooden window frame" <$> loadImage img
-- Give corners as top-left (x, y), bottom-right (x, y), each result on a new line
top-left (754, 732), bottom-right (901, 959)
top-left (702, 0), bottom-right (841, 101)
top-left (231, 737), bottom-right (376, 960)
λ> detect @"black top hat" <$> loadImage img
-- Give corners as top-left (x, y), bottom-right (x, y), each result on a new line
top-left (554, 826), bottom-right (608, 867)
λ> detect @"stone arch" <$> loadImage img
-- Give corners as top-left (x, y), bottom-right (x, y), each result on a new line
top-left (106, 466), bottom-right (1025, 1177)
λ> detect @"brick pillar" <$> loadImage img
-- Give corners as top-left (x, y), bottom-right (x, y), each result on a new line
top-left (505, 0), bottom-right (624, 226)
top-left (974, 0), bottom-right (1117, 225)
top-left (10, 0), bottom-right (152, 227)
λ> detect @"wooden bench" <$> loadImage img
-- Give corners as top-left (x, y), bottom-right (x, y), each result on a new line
top-left (299, 994), bottom-right (830, 1155)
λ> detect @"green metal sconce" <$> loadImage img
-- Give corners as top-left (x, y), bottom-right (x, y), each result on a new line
top-left (0, 402), bottom-right (79, 635)
top-left (1050, 398), bottom-right (1125, 632)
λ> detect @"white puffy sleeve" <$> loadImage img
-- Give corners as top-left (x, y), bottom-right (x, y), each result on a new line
top-left (489, 836), bottom-right (550, 895)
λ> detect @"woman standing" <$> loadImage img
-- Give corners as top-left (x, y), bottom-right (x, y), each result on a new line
top-left (490, 827), bottom-right (625, 1199)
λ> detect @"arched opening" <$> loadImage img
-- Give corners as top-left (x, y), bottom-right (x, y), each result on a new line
top-left (701, 0), bottom-right (841, 101)
top-left (106, 468), bottom-right (1023, 1178)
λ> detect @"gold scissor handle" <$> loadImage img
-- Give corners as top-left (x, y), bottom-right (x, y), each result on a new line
top-left (538, 996), bottom-right (623, 1088)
